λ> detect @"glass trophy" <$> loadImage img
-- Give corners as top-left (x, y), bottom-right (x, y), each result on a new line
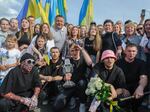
top-left (63, 58), bottom-right (75, 88)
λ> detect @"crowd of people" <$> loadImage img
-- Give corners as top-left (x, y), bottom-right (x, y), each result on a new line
top-left (0, 14), bottom-right (150, 112)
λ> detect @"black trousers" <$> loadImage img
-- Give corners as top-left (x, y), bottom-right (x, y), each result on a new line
top-left (52, 79), bottom-right (87, 112)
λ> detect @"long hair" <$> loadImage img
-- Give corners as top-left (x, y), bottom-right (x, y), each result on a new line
top-left (68, 26), bottom-right (80, 39)
top-left (88, 25), bottom-right (102, 51)
top-left (17, 18), bottom-right (33, 41)
top-left (40, 23), bottom-right (53, 40)
top-left (35, 34), bottom-right (46, 49)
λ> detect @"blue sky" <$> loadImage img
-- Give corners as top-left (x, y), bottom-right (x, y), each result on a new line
top-left (0, 0), bottom-right (150, 25)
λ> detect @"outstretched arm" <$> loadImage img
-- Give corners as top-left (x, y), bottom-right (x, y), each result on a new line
top-left (78, 45), bottom-right (93, 66)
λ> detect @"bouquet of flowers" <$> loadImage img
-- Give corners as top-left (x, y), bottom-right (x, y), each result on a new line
top-left (86, 76), bottom-right (121, 112)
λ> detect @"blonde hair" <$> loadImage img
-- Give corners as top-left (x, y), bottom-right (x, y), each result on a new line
top-left (40, 23), bottom-right (53, 40)
top-left (88, 25), bottom-right (102, 51)
top-left (18, 18), bottom-right (33, 41)
top-left (6, 34), bottom-right (17, 42)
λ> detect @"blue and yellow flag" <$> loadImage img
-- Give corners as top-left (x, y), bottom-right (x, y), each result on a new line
top-left (36, 0), bottom-right (49, 24)
top-left (17, 0), bottom-right (29, 27)
top-left (57, 0), bottom-right (67, 22)
top-left (17, 0), bottom-right (49, 25)
top-left (45, 0), bottom-right (50, 19)
top-left (79, 0), bottom-right (94, 26)
top-left (49, 0), bottom-right (58, 25)
top-left (26, 0), bottom-right (40, 18)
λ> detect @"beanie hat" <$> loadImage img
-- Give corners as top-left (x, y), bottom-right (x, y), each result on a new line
top-left (20, 53), bottom-right (35, 63)
top-left (101, 50), bottom-right (116, 61)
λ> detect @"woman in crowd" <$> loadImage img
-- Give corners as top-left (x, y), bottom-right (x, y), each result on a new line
top-left (80, 25), bottom-right (88, 41)
top-left (28, 23), bottom-right (55, 60)
top-left (121, 22), bottom-right (146, 61)
top-left (33, 23), bottom-right (41, 37)
top-left (16, 18), bottom-right (32, 51)
top-left (62, 26), bottom-right (84, 58)
top-left (114, 23), bottom-right (123, 38)
top-left (84, 24), bottom-right (102, 63)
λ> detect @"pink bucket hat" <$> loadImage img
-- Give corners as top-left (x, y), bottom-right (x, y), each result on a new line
top-left (101, 50), bottom-right (117, 61)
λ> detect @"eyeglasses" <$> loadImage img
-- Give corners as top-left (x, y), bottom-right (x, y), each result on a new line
top-left (136, 27), bottom-right (143, 31)
top-left (26, 59), bottom-right (35, 65)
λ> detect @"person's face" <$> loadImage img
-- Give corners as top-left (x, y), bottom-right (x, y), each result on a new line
top-left (71, 27), bottom-right (79, 37)
top-left (125, 25), bottom-right (135, 36)
top-left (103, 57), bottom-right (115, 69)
top-left (51, 49), bottom-right (60, 60)
top-left (34, 25), bottom-right (40, 34)
top-left (21, 19), bottom-right (29, 29)
top-left (67, 24), bottom-right (73, 32)
top-left (90, 26), bottom-right (97, 36)
top-left (37, 37), bottom-right (45, 49)
top-left (125, 46), bottom-right (137, 60)
top-left (28, 17), bottom-right (35, 27)
top-left (116, 21), bottom-right (123, 28)
top-left (6, 39), bottom-right (16, 49)
top-left (114, 24), bottom-right (120, 34)
top-left (104, 22), bottom-right (113, 33)
top-left (97, 25), bottom-right (104, 34)
top-left (69, 47), bottom-right (80, 59)
top-left (10, 19), bottom-right (18, 31)
top-left (0, 20), bottom-right (10, 32)
top-left (80, 26), bottom-right (87, 36)
top-left (144, 20), bottom-right (150, 34)
top-left (136, 25), bottom-right (144, 36)
top-left (42, 24), bottom-right (49, 34)
top-left (55, 17), bottom-right (64, 29)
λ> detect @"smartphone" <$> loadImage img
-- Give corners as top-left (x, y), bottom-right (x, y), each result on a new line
top-left (141, 9), bottom-right (146, 17)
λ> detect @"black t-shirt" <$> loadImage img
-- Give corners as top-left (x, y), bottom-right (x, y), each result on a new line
top-left (84, 37), bottom-right (97, 56)
top-left (40, 59), bottom-right (63, 77)
top-left (93, 62), bottom-right (126, 89)
top-left (70, 56), bottom-right (88, 83)
top-left (16, 32), bottom-right (31, 47)
top-left (40, 59), bottom-right (64, 95)
top-left (101, 32), bottom-right (121, 53)
top-left (0, 66), bottom-right (41, 97)
top-left (116, 58), bottom-right (146, 94)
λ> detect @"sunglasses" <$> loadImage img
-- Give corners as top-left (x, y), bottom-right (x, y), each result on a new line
top-left (25, 59), bottom-right (35, 65)
top-left (136, 27), bottom-right (143, 31)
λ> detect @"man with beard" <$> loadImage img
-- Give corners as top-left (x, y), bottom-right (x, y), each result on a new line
top-left (0, 53), bottom-right (41, 112)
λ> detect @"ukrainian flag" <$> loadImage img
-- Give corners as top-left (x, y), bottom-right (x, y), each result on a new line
top-left (17, 0), bottom-right (29, 27)
top-left (57, 0), bottom-right (67, 22)
top-left (35, 0), bottom-right (49, 24)
top-left (79, 0), bottom-right (94, 26)
top-left (17, 0), bottom-right (49, 25)
top-left (27, 0), bottom-right (40, 18)
top-left (44, 0), bottom-right (50, 19)
top-left (49, 0), bottom-right (58, 25)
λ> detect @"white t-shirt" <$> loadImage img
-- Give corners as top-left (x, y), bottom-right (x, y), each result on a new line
top-left (29, 35), bottom-right (55, 53)
top-left (0, 48), bottom-right (21, 79)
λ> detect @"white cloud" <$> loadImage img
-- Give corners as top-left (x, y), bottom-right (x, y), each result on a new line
top-left (0, 0), bottom-right (24, 19)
